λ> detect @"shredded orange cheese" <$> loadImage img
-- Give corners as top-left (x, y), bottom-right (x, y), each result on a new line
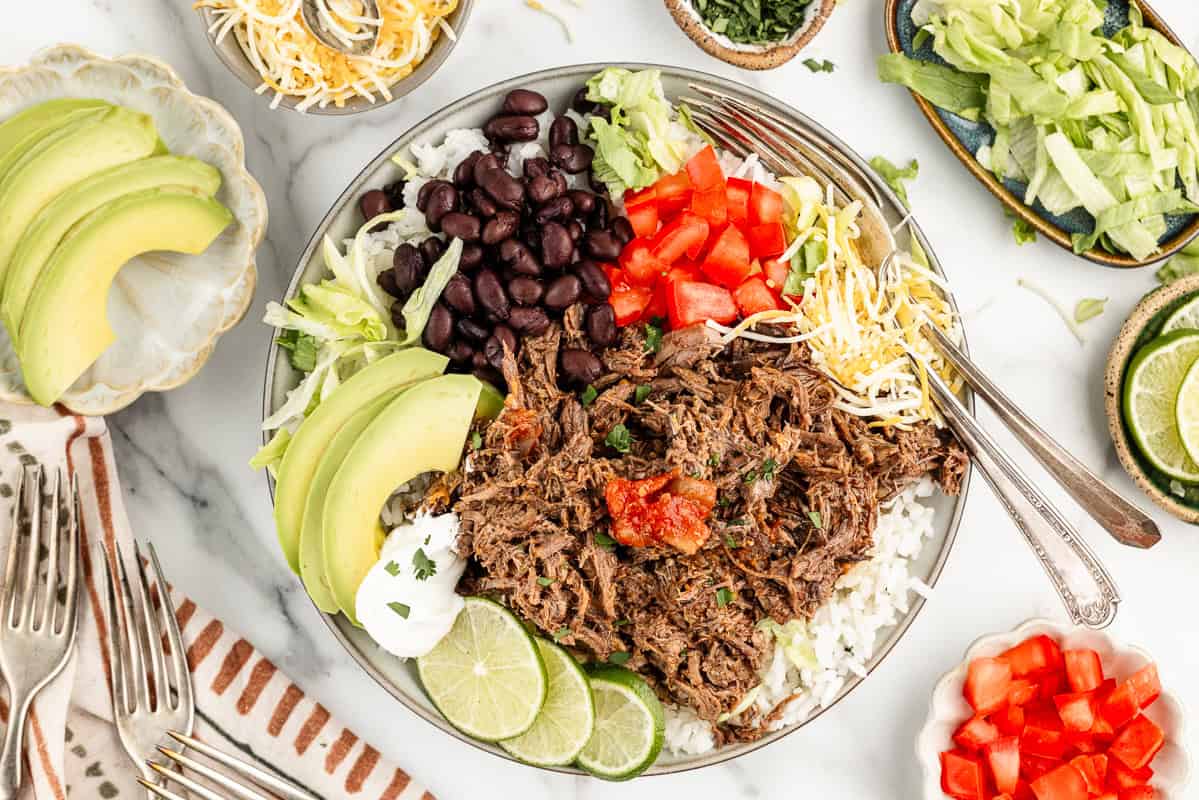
top-left (195, 0), bottom-right (458, 111)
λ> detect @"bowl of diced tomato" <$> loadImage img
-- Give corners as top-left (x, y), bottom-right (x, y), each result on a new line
top-left (607, 144), bottom-right (798, 332)
top-left (916, 620), bottom-right (1189, 800)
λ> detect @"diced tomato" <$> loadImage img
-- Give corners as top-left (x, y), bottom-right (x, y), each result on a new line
top-left (1094, 795), bottom-right (1118, 800)
top-left (641, 288), bottom-right (667, 323)
top-left (1025, 702), bottom-right (1064, 732)
top-left (685, 146), bottom-right (725, 192)
top-left (996, 705), bottom-right (1027, 737)
top-left (689, 186), bottom-right (728, 227)
top-left (726, 177), bottom-right (752, 223)
top-left (609, 285), bottom-right (653, 326)
top-left (1022, 725), bottom-right (1068, 760)
top-left (1100, 683), bottom-right (1141, 730)
top-left (1053, 693), bottom-right (1096, 732)
top-left (749, 182), bottom-right (784, 226)
top-left (1063, 731), bottom-right (1098, 754)
top-left (1118, 787), bottom-right (1156, 800)
top-left (1107, 760), bottom-right (1153, 790)
top-left (1125, 664), bottom-right (1162, 709)
top-left (1063, 650), bottom-right (1104, 693)
top-left (1037, 671), bottom-right (1067, 702)
top-left (653, 171), bottom-right (692, 215)
top-left (1069, 754), bottom-right (1106, 794)
top-left (700, 225), bottom-right (752, 288)
top-left (1009, 680), bottom-right (1039, 707)
top-left (665, 263), bottom-right (703, 284)
top-left (1021, 754), bottom-right (1063, 782)
top-left (666, 280), bottom-right (738, 329)
top-left (733, 276), bottom-right (782, 318)
top-left (747, 222), bottom-right (788, 259)
top-left (762, 256), bottom-right (789, 292)
top-left (984, 736), bottom-right (1021, 794)
top-left (1108, 716), bottom-right (1164, 771)
top-left (624, 185), bottom-right (656, 210)
top-left (965, 658), bottom-right (1014, 715)
top-left (646, 265), bottom-right (699, 323)
top-left (1013, 781), bottom-right (1037, 800)
top-left (994, 795), bottom-right (1014, 800)
top-left (1001, 636), bottom-right (1063, 678)
top-left (1029, 763), bottom-right (1088, 800)
top-left (941, 750), bottom-right (988, 800)
top-left (602, 263), bottom-right (626, 290)
top-left (651, 212), bottom-right (710, 265)
top-left (627, 203), bottom-right (659, 238)
top-left (955, 716), bottom-right (1001, 753)
top-left (619, 238), bottom-right (667, 286)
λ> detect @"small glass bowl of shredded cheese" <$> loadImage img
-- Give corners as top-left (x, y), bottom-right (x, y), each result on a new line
top-left (195, 0), bottom-right (471, 114)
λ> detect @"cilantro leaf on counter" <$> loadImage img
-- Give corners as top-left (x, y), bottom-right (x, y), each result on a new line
top-left (803, 58), bottom-right (836, 74)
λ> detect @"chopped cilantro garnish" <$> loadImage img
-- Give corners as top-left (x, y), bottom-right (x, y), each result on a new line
top-left (553, 626), bottom-right (572, 642)
top-left (581, 384), bottom-right (598, 406)
top-left (412, 548), bottom-right (437, 581)
top-left (743, 469), bottom-right (758, 484)
top-left (808, 510), bottom-right (824, 529)
top-left (717, 496), bottom-right (731, 508)
top-left (470, 431), bottom-right (483, 450)
top-left (387, 601), bottom-right (411, 619)
top-left (727, 517), bottom-right (747, 527)
top-left (634, 384), bottom-right (652, 405)
top-left (760, 458), bottom-right (778, 481)
top-left (608, 651), bottom-right (631, 665)
top-left (707, 453), bottom-right (721, 467)
top-left (803, 58), bottom-right (836, 74)
top-left (614, 618), bottom-right (630, 627)
top-left (606, 424), bottom-right (632, 453)
top-left (536, 576), bottom-right (554, 587)
top-left (722, 532), bottom-right (739, 549)
top-left (643, 320), bottom-right (664, 354)
top-left (594, 531), bottom-right (617, 550)
top-left (275, 330), bottom-right (319, 373)
top-left (715, 588), bottom-right (734, 607)
top-left (383, 560), bottom-right (401, 577)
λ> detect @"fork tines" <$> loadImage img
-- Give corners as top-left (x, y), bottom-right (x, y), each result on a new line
top-left (139, 731), bottom-right (321, 800)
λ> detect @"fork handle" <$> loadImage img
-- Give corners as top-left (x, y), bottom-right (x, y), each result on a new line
top-left (0, 687), bottom-right (31, 800)
top-left (926, 369), bottom-right (1121, 629)
top-left (928, 325), bottom-right (1161, 549)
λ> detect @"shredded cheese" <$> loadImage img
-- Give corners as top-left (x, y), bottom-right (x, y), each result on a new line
top-left (195, 0), bottom-right (458, 111)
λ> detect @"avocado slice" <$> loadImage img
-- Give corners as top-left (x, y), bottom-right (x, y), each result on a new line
top-left (0, 99), bottom-right (111, 183)
top-left (2, 155), bottom-right (223, 341)
top-left (18, 187), bottom-right (233, 406)
top-left (273, 348), bottom-right (449, 573)
top-left (299, 390), bottom-right (403, 613)
top-left (0, 106), bottom-right (159, 291)
top-left (323, 374), bottom-right (484, 624)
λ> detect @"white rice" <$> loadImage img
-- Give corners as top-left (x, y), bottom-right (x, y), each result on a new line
top-left (662, 477), bottom-right (941, 755)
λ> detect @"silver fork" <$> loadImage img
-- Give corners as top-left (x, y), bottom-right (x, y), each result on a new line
top-left (0, 467), bottom-right (81, 800)
top-left (682, 85), bottom-right (1124, 628)
top-left (99, 541), bottom-right (194, 792)
top-left (139, 730), bottom-right (319, 800)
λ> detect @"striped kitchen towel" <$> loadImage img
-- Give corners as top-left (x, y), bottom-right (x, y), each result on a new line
top-left (0, 403), bottom-right (432, 800)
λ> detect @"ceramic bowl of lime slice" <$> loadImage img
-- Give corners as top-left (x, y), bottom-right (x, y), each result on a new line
top-left (1106, 273), bottom-right (1199, 523)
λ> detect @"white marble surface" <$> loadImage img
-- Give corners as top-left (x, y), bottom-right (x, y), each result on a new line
top-left (5, 1), bottom-right (1199, 797)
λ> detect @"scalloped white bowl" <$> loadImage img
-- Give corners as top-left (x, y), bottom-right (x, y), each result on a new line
top-left (916, 619), bottom-right (1190, 799)
top-left (0, 44), bottom-right (266, 416)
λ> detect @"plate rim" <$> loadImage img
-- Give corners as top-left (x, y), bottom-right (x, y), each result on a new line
top-left (259, 61), bottom-right (976, 776)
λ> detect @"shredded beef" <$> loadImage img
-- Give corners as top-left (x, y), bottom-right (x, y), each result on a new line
top-left (451, 310), bottom-right (967, 742)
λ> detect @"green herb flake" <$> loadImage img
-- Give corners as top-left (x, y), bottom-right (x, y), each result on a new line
top-left (387, 601), bottom-right (411, 619)
top-left (595, 531), bottom-right (617, 550)
top-left (537, 576), bottom-right (554, 587)
top-left (803, 58), bottom-right (836, 74)
top-left (581, 384), bottom-right (598, 406)
top-left (1074, 298), bottom-right (1108, 325)
top-left (644, 320), bottom-right (664, 354)
top-left (553, 626), bottom-right (572, 642)
top-left (275, 330), bottom-right (320, 374)
top-left (722, 532), bottom-right (739, 549)
top-left (707, 453), bottom-right (721, 467)
top-left (807, 510), bottom-right (824, 529)
top-left (634, 384), bottom-right (652, 405)
top-left (383, 560), bottom-right (401, 577)
top-left (470, 431), bottom-right (483, 450)
top-left (715, 588), bottom-right (734, 607)
top-left (606, 424), bottom-right (632, 454)
top-left (742, 469), bottom-right (758, 484)
top-left (614, 618), bottom-right (630, 627)
top-left (608, 651), bottom-right (632, 665)
top-left (760, 458), bottom-right (778, 481)
top-left (727, 517), bottom-right (747, 527)
top-left (412, 548), bottom-right (437, 581)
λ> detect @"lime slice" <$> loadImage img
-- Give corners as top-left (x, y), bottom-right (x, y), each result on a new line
top-left (1162, 294), bottom-right (1199, 334)
top-left (1123, 330), bottom-right (1199, 481)
top-left (576, 666), bottom-right (664, 781)
top-left (500, 640), bottom-right (596, 766)
top-left (1176, 358), bottom-right (1199, 466)
top-left (416, 597), bottom-right (547, 741)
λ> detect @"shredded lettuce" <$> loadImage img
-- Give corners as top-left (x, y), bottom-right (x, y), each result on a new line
top-left (758, 618), bottom-right (820, 672)
top-left (869, 156), bottom-right (919, 208)
top-left (1157, 240), bottom-right (1199, 283)
top-left (398, 238), bottom-right (463, 346)
top-left (250, 429), bottom-right (291, 476)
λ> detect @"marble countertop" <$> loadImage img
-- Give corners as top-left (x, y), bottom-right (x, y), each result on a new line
top-left (5, 1), bottom-right (1199, 797)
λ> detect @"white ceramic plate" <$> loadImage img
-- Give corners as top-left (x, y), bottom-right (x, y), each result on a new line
top-left (916, 618), bottom-right (1191, 798)
top-left (262, 63), bottom-right (974, 776)
top-left (0, 45), bottom-right (266, 415)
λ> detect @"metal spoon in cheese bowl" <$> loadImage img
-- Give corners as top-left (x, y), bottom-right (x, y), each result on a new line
top-left (300, 0), bottom-right (381, 56)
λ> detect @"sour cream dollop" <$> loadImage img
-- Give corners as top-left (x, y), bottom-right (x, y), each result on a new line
top-left (356, 512), bottom-right (466, 659)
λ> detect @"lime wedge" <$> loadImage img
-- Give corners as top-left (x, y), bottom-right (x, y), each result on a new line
top-left (500, 640), bottom-right (596, 766)
top-left (416, 597), bottom-right (547, 741)
top-left (1176, 358), bottom-right (1199, 467)
top-left (1123, 330), bottom-right (1199, 481)
top-left (576, 666), bottom-right (664, 781)
top-left (1162, 294), bottom-right (1199, 334)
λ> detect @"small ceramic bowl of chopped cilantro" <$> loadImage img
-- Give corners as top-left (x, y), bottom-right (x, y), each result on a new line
top-left (662, 0), bottom-right (837, 70)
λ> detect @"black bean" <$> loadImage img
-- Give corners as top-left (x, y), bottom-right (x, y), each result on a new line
top-left (566, 220), bottom-right (584, 243)
top-left (572, 86), bottom-right (599, 114)
top-left (559, 348), bottom-right (604, 385)
top-left (460, 243), bottom-right (485, 272)
top-left (508, 305), bottom-right (551, 336)
top-left (447, 340), bottom-right (475, 365)
top-left (541, 222), bottom-right (573, 270)
top-left (523, 157), bottom-right (551, 180)
top-left (474, 269), bottom-right (510, 320)
top-left (520, 221), bottom-right (542, 251)
top-left (467, 187), bottom-right (499, 218)
top-left (376, 267), bottom-right (401, 298)
top-left (510, 242), bottom-right (543, 276)
top-left (484, 115), bottom-right (540, 143)
top-left (527, 174), bottom-right (560, 205)
top-left (359, 189), bottom-right (391, 221)
top-left (393, 244), bottom-right (425, 295)
top-left (390, 301), bottom-right (407, 331)
top-left (418, 238), bottom-right (443, 267)
top-left (423, 304), bottom-right (454, 353)
top-left (417, 179), bottom-right (450, 213)
top-left (484, 324), bottom-right (519, 369)
top-left (456, 317), bottom-right (490, 343)
top-left (472, 366), bottom-right (505, 390)
top-left (612, 216), bottom-right (635, 246)
top-left (425, 183), bottom-right (459, 230)
top-left (584, 229), bottom-right (622, 261)
top-left (551, 170), bottom-right (569, 197)
top-left (383, 181), bottom-right (406, 210)
top-left (473, 153), bottom-right (504, 186)
top-left (575, 259), bottom-right (612, 299)
top-left (590, 173), bottom-right (610, 196)
top-left (453, 151), bottom-right (484, 188)
top-left (544, 274), bottom-right (582, 311)
top-left (482, 210), bottom-right (519, 246)
top-left (567, 190), bottom-right (596, 217)
top-left (502, 89), bottom-right (548, 116)
top-left (478, 167), bottom-right (524, 211)
top-left (507, 276), bottom-right (544, 306)
top-left (549, 116), bottom-right (579, 148)
top-left (586, 303), bottom-right (618, 348)
top-left (590, 199), bottom-right (609, 229)
top-left (551, 143), bottom-right (594, 174)
top-left (471, 351), bottom-right (489, 370)
top-left (534, 196), bottom-right (573, 225)
top-left (440, 212), bottom-right (482, 242)
top-left (443, 273), bottom-right (476, 315)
